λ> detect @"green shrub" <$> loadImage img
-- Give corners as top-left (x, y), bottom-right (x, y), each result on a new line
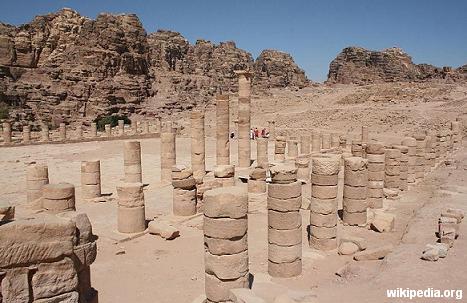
top-left (95, 115), bottom-right (131, 131)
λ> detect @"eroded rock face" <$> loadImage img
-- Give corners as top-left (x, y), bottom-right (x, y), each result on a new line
top-left (0, 10), bottom-right (309, 128)
top-left (327, 46), bottom-right (466, 84)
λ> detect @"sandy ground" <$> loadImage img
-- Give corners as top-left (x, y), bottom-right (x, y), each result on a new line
top-left (1, 82), bottom-right (467, 303)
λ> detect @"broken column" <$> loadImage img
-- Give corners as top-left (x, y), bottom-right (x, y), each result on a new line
top-left (22, 125), bottom-right (31, 143)
top-left (248, 167), bottom-right (267, 194)
top-left (321, 133), bottom-right (331, 150)
top-left (331, 133), bottom-right (340, 149)
top-left (123, 141), bottom-right (142, 183)
top-left (437, 130), bottom-right (448, 159)
top-left (41, 123), bottom-right (49, 142)
top-left (26, 163), bottom-right (49, 208)
top-left (268, 164), bottom-right (302, 277)
top-left (216, 94), bottom-right (230, 165)
top-left (105, 124), bottom-right (111, 137)
top-left (59, 123), bottom-right (66, 141)
top-left (236, 70), bottom-right (253, 168)
top-left (2, 122), bottom-right (11, 144)
top-left (214, 165), bottom-right (236, 187)
top-left (268, 120), bottom-right (276, 140)
top-left (90, 122), bottom-right (97, 138)
top-left (414, 133), bottom-right (426, 181)
top-left (42, 183), bottom-right (76, 214)
top-left (256, 137), bottom-right (269, 168)
top-left (172, 165), bottom-right (197, 216)
top-left (351, 140), bottom-right (364, 157)
top-left (118, 119), bottom-right (124, 136)
top-left (312, 131), bottom-right (321, 152)
top-left (161, 132), bottom-right (176, 182)
top-left (117, 183), bottom-right (146, 233)
top-left (295, 154), bottom-right (310, 182)
top-left (81, 161), bottom-right (101, 200)
top-left (274, 136), bottom-right (286, 161)
top-left (343, 157), bottom-right (368, 226)
top-left (393, 145), bottom-right (409, 191)
top-left (309, 154), bottom-right (340, 250)
top-left (287, 139), bottom-right (299, 159)
top-left (401, 137), bottom-right (417, 184)
top-left (366, 142), bottom-right (385, 209)
top-left (204, 187), bottom-right (249, 302)
top-left (384, 148), bottom-right (401, 191)
top-left (300, 135), bottom-right (311, 154)
top-left (191, 111), bottom-right (206, 183)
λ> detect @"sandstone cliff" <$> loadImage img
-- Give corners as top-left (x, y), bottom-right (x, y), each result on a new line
top-left (0, 9), bottom-right (308, 127)
top-left (327, 46), bottom-right (466, 84)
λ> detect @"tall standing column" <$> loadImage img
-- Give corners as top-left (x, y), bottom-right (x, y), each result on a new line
top-left (256, 137), bottom-right (268, 168)
top-left (216, 95), bottom-right (230, 165)
top-left (41, 123), bottom-right (49, 142)
top-left (161, 132), bottom-right (176, 182)
top-left (366, 142), bottom-right (385, 209)
top-left (311, 131), bottom-right (321, 152)
top-left (235, 70), bottom-right (253, 168)
top-left (343, 157), bottom-right (368, 226)
top-left (268, 120), bottom-right (276, 140)
top-left (123, 141), bottom-right (142, 183)
top-left (2, 122), bottom-right (11, 144)
top-left (26, 163), bottom-right (49, 207)
top-left (191, 111), bottom-right (206, 183)
top-left (309, 154), bottom-right (340, 250)
top-left (117, 183), bottom-right (146, 233)
top-left (300, 135), bottom-right (311, 154)
top-left (22, 125), bottom-right (31, 143)
top-left (118, 120), bottom-right (124, 136)
top-left (90, 122), bottom-right (97, 138)
top-left (59, 123), bottom-right (66, 141)
top-left (268, 164), bottom-right (302, 277)
top-left (204, 187), bottom-right (249, 302)
top-left (81, 161), bottom-right (102, 199)
top-left (274, 136), bottom-right (286, 161)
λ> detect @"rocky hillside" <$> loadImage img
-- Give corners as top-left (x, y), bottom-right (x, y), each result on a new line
top-left (0, 8), bottom-right (308, 127)
top-left (327, 46), bottom-right (466, 84)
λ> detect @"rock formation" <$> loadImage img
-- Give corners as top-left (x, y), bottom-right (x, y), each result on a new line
top-left (327, 46), bottom-right (467, 84)
top-left (0, 9), bottom-right (308, 129)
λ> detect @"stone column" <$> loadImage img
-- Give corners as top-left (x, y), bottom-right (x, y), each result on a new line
top-left (268, 120), bottom-right (276, 140)
top-left (331, 133), bottom-right (340, 149)
top-left (268, 164), bottom-right (302, 277)
top-left (351, 140), bottom-right (364, 157)
top-left (161, 132), bottom-right (176, 182)
top-left (339, 134), bottom-right (347, 150)
top-left (191, 111), bottom-right (206, 183)
top-left (274, 136), bottom-right (286, 161)
top-left (321, 133), bottom-right (331, 150)
top-left (2, 122), bottom-right (11, 144)
top-left (42, 183), bottom-right (76, 213)
top-left (117, 183), bottom-right (146, 233)
top-left (256, 138), bottom-right (268, 169)
top-left (81, 161), bottom-right (101, 199)
top-left (393, 145), bottom-right (409, 191)
top-left (40, 123), bottom-right (50, 142)
top-left (123, 141), bottom-right (142, 183)
top-left (90, 123), bottom-right (97, 138)
top-left (401, 137), bottom-right (417, 184)
top-left (343, 157), bottom-right (368, 226)
top-left (309, 154), bottom-right (340, 250)
top-left (22, 125), bottom-right (30, 143)
top-left (311, 131), bottom-right (321, 152)
top-left (172, 165), bottom-right (197, 216)
top-left (162, 121), bottom-right (174, 133)
top-left (26, 163), bottom-right (49, 207)
top-left (384, 148), bottom-right (401, 190)
top-left (118, 119), bottom-right (124, 136)
top-left (59, 123), bottom-right (66, 141)
top-left (204, 187), bottom-right (249, 303)
top-left (425, 135), bottom-right (435, 171)
top-left (361, 126), bottom-right (369, 144)
top-left (248, 167), bottom-right (267, 195)
top-left (366, 142), bottom-right (385, 209)
top-left (414, 133), bottom-right (426, 181)
top-left (296, 154), bottom-right (310, 182)
top-left (105, 124), bottom-right (111, 137)
top-left (300, 135), bottom-right (311, 154)
top-left (142, 121), bottom-right (149, 134)
top-left (287, 139), bottom-right (298, 159)
top-left (236, 70), bottom-right (253, 168)
top-left (216, 94), bottom-right (230, 165)
top-left (214, 165), bottom-right (235, 187)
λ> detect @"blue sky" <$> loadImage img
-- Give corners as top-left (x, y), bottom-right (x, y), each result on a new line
top-left (1, 0), bottom-right (466, 82)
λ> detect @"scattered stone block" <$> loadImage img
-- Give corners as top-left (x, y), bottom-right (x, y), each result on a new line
top-left (338, 242), bottom-right (359, 255)
top-left (353, 245), bottom-right (393, 261)
top-left (370, 212), bottom-right (395, 233)
top-left (229, 288), bottom-right (266, 303)
top-left (148, 221), bottom-right (180, 240)
top-left (421, 248), bottom-right (439, 262)
top-left (340, 236), bottom-right (367, 251)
